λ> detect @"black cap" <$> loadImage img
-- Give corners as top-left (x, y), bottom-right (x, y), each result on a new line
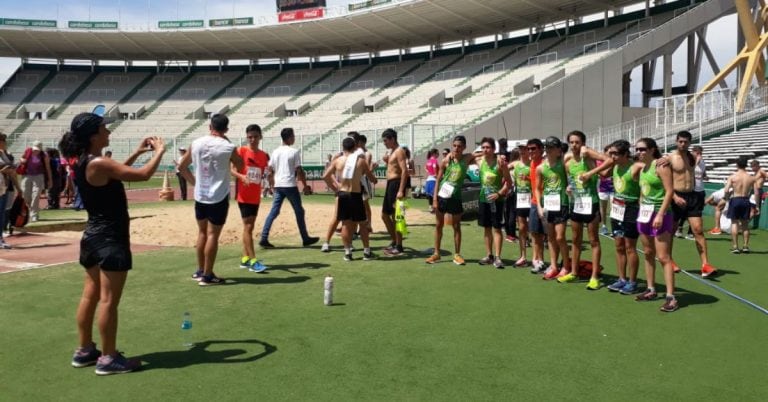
top-left (544, 136), bottom-right (562, 148)
top-left (71, 112), bottom-right (114, 141)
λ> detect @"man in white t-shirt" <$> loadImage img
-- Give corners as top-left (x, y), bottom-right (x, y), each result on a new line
top-left (178, 114), bottom-right (243, 286)
top-left (259, 127), bottom-right (319, 248)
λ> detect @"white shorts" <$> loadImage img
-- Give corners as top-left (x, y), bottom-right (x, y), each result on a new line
top-left (598, 191), bottom-right (613, 202)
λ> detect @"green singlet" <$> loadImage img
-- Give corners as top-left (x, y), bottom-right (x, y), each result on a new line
top-left (479, 158), bottom-right (502, 203)
top-left (438, 157), bottom-right (468, 200)
top-left (514, 161), bottom-right (531, 194)
top-left (567, 155), bottom-right (598, 203)
top-left (639, 160), bottom-right (665, 210)
top-left (541, 159), bottom-right (568, 206)
top-left (612, 163), bottom-right (640, 203)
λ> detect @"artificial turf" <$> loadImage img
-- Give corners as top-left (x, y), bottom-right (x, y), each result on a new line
top-left (1, 202), bottom-right (767, 401)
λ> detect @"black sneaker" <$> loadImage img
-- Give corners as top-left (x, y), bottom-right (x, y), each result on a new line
top-left (303, 237), bottom-right (320, 247)
top-left (363, 251), bottom-right (375, 261)
top-left (344, 253), bottom-right (353, 262)
top-left (198, 275), bottom-right (226, 286)
top-left (94, 352), bottom-right (141, 375)
top-left (71, 343), bottom-right (101, 368)
top-left (259, 240), bottom-right (275, 249)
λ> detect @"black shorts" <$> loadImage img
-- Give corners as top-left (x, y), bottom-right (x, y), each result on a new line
top-left (478, 201), bottom-right (504, 228)
top-left (437, 197), bottom-right (463, 215)
top-left (195, 196), bottom-right (230, 226)
top-left (611, 203), bottom-right (639, 239)
top-left (727, 196), bottom-right (751, 221)
top-left (238, 202), bottom-right (260, 219)
top-left (337, 192), bottom-right (366, 222)
top-left (528, 205), bottom-right (545, 234)
top-left (516, 208), bottom-right (530, 219)
top-left (382, 179), bottom-right (401, 215)
top-left (570, 202), bottom-right (600, 224)
top-left (672, 191), bottom-right (704, 220)
top-left (80, 238), bottom-right (132, 271)
top-left (545, 208), bottom-right (569, 225)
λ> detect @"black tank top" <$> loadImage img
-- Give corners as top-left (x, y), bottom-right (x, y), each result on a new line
top-left (75, 155), bottom-right (130, 243)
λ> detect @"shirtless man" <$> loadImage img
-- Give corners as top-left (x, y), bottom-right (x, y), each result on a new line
top-left (380, 128), bottom-right (409, 256)
top-left (323, 137), bottom-right (377, 261)
top-left (749, 160), bottom-right (767, 229)
top-left (724, 157), bottom-right (761, 253)
top-left (668, 131), bottom-right (717, 278)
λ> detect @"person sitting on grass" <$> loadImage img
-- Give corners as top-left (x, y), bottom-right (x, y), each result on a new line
top-left (705, 188), bottom-right (728, 235)
top-left (62, 112), bottom-right (166, 375)
top-left (723, 157), bottom-right (761, 254)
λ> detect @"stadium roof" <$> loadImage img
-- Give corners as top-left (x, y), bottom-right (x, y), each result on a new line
top-left (0, 0), bottom-right (641, 61)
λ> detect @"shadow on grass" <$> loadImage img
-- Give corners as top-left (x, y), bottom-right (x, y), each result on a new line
top-left (136, 339), bottom-right (277, 370)
top-left (262, 262), bottom-right (330, 273)
top-left (676, 285), bottom-right (719, 309)
top-left (228, 275), bottom-right (312, 285)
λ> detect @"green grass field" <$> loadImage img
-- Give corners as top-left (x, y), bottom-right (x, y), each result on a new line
top-left (1, 199), bottom-right (767, 401)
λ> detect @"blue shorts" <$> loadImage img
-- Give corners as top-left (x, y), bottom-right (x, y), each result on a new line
top-left (529, 204), bottom-right (545, 234)
top-left (727, 196), bottom-right (751, 221)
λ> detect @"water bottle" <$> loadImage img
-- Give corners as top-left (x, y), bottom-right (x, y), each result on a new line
top-left (485, 187), bottom-right (497, 214)
top-left (181, 312), bottom-right (193, 348)
top-left (324, 275), bottom-right (334, 306)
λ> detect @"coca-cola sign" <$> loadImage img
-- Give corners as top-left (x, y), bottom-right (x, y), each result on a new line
top-left (278, 7), bottom-right (325, 22)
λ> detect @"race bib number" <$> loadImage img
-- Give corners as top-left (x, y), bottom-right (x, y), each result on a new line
top-left (544, 194), bottom-right (561, 212)
top-left (637, 203), bottom-right (654, 223)
top-left (247, 167), bottom-right (262, 183)
top-left (516, 192), bottom-right (531, 209)
top-left (610, 199), bottom-right (626, 221)
top-left (573, 196), bottom-right (592, 215)
top-left (438, 182), bottom-right (455, 199)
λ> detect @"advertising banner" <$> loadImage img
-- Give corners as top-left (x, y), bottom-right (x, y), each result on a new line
top-left (276, 0), bottom-right (327, 12)
top-left (0, 18), bottom-right (56, 28)
top-left (158, 20), bottom-right (204, 29)
top-left (68, 21), bottom-right (118, 29)
top-left (278, 7), bottom-right (325, 22)
top-left (209, 17), bottom-right (254, 27)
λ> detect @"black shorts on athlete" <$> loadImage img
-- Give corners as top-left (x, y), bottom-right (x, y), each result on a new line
top-left (238, 202), bottom-right (260, 219)
top-left (80, 237), bottom-right (132, 271)
top-left (610, 203), bottom-right (639, 239)
top-left (672, 191), bottom-right (704, 220)
top-left (570, 202), bottom-right (600, 224)
top-left (437, 197), bottom-right (463, 215)
top-left (195, 196), bottom-right (230, 226)
top-left (545, 208), bottom-right (569, 225)
top-left (382, 179), bottom-right (401, 215)
top-left (337, 191), bottom-right (366, 222)
top-left (478, 201), bottom-right (504, 228)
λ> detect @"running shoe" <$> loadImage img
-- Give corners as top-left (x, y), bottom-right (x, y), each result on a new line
top-left (191, 269), bottom-right (204, 281)
top-left (493, 258), bottom-right (504, 269)
top-left (303, 237), bottom-right (320, 247)
top-left (530, 259), bottom-right (546, 274)
top-left (71, 343), bottom-right (101, 368)
top-left (505, 235), bottom-right (518, 243)
top-left (685, 234), bottom-right (695, 240)
top-left (708, 228), bottom-right (722, 235)
top-left (0, 241), bottom-right (11, 249)
top-left (635, 288), bottom-right (658, 301)
top-left (425, 254), bottom-right (441, 264)
top-left (586, 278), bottom-right (601, 290)
top-left (742, 247), bottom-right (751, 254)
top-left (248, 259), bottom-right (268, 273)
top-left (344, 253), bottom-right (353, 262)
top-left (671, 260), bottom-right (681, 273)
top-left (321, 243), bottom-right (331, 253)
top-left (514, 256), bottom-right (528, 267)
top-left (363, 251), bottom-right (375, 261)
top-left (557, 272), bottom-right (578, 284)
top-left (259, 240), bottom-right (275, 249)
top-left (731, 247), bottom-right (740, 254)
top-left (198, 275), bottom-right (226, 286)
top-left (555, 267), bottom-right (570, 279)
top-left (239, 256), bottom-right (251, 269)
top-left (599, 225), bottom-right (609, 236)
top-left (542, 267), bottom-right (559, 280)
top-left (701, 263), bottom-right (717, 278)
top-left (478, 255), bottom-right (493, 265)
top-left (453, 254), bottom-right (466, 266)
top-left (674, 229), bottom-right (684, 238)
top-left (606, 278), bottom-right (627, 292)
top-left (383, 247), bottom-right (402, 257)
top-left (660, 296), bottom-right (679, 312)
top-left (619, 281), bottom-right (639, 295)
top-left (94, 353), bottom-right (141, 376)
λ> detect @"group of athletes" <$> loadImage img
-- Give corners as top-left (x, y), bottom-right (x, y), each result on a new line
top-left (65, 106), bottom-right (762, 374)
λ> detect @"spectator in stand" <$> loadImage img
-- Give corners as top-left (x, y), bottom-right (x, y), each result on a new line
top-left (46, 148), bottom-right (64, 209)
top-left (19, 140), bottom-right (53, 222)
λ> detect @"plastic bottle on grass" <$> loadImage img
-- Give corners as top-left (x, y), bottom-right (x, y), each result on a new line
top-left (181, 312), bottom-right (193, 348)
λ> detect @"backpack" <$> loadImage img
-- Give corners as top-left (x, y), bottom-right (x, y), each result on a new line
top-left (8, 195), bottom-right (29, 228)
top-left (576, 260), bottom-right (602, 279)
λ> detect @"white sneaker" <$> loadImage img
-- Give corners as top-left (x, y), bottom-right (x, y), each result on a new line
top-left (321, 243), bottom-right (330, 253)
top-left (0, 241), bottom-right (10, 249)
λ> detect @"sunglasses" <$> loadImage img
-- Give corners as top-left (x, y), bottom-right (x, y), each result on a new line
top-left (635, 147), bottom-right (648, 152)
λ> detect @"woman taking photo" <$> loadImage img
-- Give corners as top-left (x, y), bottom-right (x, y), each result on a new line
top-left (62, 112), bottom-right (166, 374)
